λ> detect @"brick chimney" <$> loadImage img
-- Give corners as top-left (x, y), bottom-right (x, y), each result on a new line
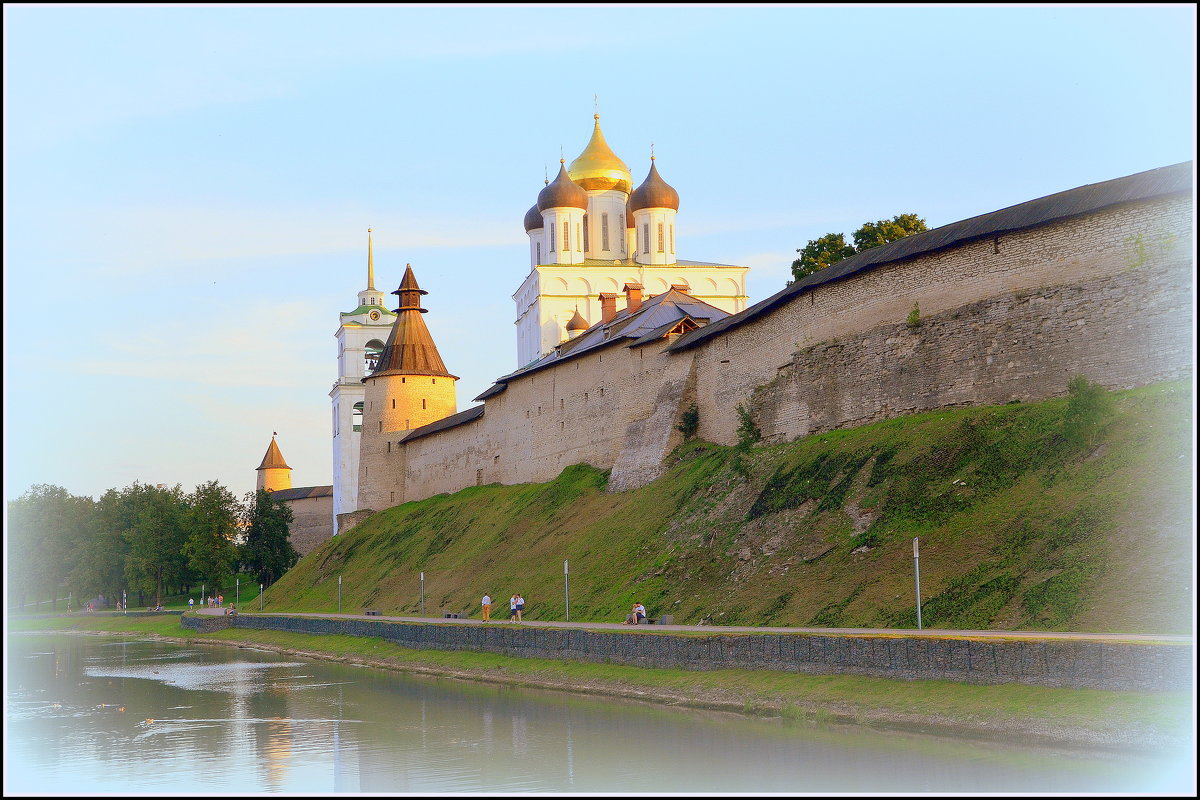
top-left (623, 282), bottom-right (644, 313)
top-left (599, 292), bottom-right (618, 323)
top-left (670, 283), bottom-right (690, 295)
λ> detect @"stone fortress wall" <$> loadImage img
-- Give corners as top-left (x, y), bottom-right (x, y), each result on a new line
top-left (352, 184), bottom-right (1192, 517)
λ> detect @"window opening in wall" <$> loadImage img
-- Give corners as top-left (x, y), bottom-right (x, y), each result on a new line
top-left (601, 212), bottom-right (609, 250)
top-left (643, 224), bottom-right (650, 254)
top-left (494, 455), bottom-right (499, 464)
top-left (560, 398), bottom-right (564, 409)
top-left (583, 214), bottom-right (589, 250)
top-left (476, 468), bottom-right (484, 486)
top-left (422, 398), bottom-right (427, 409)
top-left (432, 378), bottom-right (436, 384)
top-left (536, 241), bottom-right (542, 262)
top-left (993, 237), bottom-right (1000, 254)
top-left (550, 223), bottom-right (556, 251)
top-left (670, 224), bottom-right (674, 253)
top-left (364, 339), bottom-right (384, 374)
top-left (560, 421), bottom-right (564, 430)
top-left (379, 421), bottom-right (382, 432)
top-left (564, 223), bottom-right (570, 251)
top-left (352, 402), bottom-right (364, 432)
top-left (390, 491), bottom-right (395, 503)
top-left (657, 222), bottom-right (664, 253)
top-left (576, 223), bottom-right (582, 251)
top-left (392, 399), bottom-right (395, 409)
top-left (387, 441), bottom-right (391, 452)
top-left (402, 377), bottom-right (406, 383)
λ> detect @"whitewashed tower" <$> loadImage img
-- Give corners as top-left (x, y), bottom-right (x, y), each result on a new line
top-left (330, 229), bottom-right (395, 533)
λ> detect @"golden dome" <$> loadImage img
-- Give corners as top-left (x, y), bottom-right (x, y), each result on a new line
top-left (568, 115), bottom-right (632, 194)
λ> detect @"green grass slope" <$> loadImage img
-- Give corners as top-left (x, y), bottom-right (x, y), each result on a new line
top-left (268, 379), bottom-right (1193, 634)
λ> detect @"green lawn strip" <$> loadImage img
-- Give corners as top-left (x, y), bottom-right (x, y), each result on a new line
top-left (12, 615), bottom-right (1185, 742)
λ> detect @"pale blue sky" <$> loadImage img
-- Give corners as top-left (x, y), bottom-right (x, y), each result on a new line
top-left (3, 4), bottom-right (1195, 502)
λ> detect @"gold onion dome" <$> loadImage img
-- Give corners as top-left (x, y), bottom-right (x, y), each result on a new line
top-left (628, 157), bottom-right (680, 212)
top-left (568, 114), bottom-right (633, 194)
top-left (537, 160), bottom-right (588, 211)
top-left (524, 203), bottom-right (543, 232)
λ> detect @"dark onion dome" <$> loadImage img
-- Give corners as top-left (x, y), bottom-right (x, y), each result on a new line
top-left (566, 306), bottom-right (589, 332)
top-left (626, 206), bottom-right (635, 228)
top-left (537, 160), bottom-right (588, 211)
top-left (524, 203), bottom-right (543, 232)
top-left (628, 157), bottom-right (680, 212)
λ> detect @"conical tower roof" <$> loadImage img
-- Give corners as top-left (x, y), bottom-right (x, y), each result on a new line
top-left (257, 436), bottom-right (291, 471)
top-left (369, 265), bottom-right (457, 379)
top-left (568, 114), bottom-right (632, 194)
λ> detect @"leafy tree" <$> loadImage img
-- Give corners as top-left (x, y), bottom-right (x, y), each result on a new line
top-left (122, 482), bottom-right (190, 608)
top-left (852, 213), bottom-right (928, 252)
top-left (791, 213), bottom-right (928, 283)
top-left (241, 489), bottom-right (297, 587)
top-left (183, 480), bottom-right (242, 591)
top-left (7, 485), bottom-right (94, 610)
top-left (791, 233), bottom-right (856, 281)
top-left (76, 487), bottom-right (134, 605)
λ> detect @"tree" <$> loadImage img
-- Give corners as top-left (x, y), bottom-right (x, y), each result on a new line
top-left (122, 483), bottom-right (190, 608)
top-left (183, 480), bottom-right (242, 591)
top-left (1063, 375), bottom-right (1115, 449)
top-left (852, 213), bottom-right (928, 252)
top-left (791, 213), bottom-right (928, 284)
top-left (791, 233), bottom-right (856, 281)
top-left (241, 489), bottom-right (297, 587)
top-left (7, 485), bottom-right (94, 610)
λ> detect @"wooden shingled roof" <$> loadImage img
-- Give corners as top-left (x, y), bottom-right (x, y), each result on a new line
top-left (256, 437), bottom-right (291, 471)
top-left (368, 266), bottom-right (458, 380)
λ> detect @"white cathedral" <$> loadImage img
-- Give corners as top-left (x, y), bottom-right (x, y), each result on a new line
top-left (328, 114), bottom-right (749, 530)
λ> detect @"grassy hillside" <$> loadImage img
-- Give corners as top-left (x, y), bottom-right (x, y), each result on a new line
top-left (268, 379), bottom-right (1193, 634)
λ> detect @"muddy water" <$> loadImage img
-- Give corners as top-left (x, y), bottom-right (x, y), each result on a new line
top-left (5, 633), bottom-right (1191, 793)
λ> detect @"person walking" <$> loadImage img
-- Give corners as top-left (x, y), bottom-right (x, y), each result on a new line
top-left (188, 597), bottom-right (194, 612)
top-left (481, 594), bottom-right (492, 622)
top-left (515, 594), bottom-right (525, 623)
top-left (509, 595), bottom-right (518, 622)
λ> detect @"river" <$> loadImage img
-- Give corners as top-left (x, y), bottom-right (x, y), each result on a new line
top-left (5, 632), bottom-right (1191, 793)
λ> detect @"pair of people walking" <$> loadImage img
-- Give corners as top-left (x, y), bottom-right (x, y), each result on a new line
top-left (481, 593), bottom-right (524, 622)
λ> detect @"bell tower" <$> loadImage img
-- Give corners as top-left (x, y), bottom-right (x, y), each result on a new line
top-left (330, 229), bottom-right (396, 533)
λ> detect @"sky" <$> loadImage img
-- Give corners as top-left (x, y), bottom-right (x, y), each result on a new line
top-left (3, 4), bottom-right (1195, 504)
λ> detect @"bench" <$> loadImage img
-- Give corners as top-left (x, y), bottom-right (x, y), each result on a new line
top-left (629, 614), bottom-right (673, 626)
top-left (364, 609), bottom-right (381, 616)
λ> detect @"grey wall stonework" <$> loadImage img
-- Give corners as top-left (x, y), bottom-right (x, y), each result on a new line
top-left (179, 614), bottom-right (1190, 692)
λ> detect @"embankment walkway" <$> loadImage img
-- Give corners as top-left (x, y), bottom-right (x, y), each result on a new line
top-left (186, 609), bottom-right (1192, 692)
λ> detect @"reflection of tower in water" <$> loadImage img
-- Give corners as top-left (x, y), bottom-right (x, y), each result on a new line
top-left (262, 719), bottom-right (293, 790)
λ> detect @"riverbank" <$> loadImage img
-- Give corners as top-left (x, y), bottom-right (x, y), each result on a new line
top-left (8, 614), bottom-right (1191, 752)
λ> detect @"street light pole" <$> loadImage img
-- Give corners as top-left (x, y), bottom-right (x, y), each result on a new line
top-left (420, 572), bottom-right (425, 617)
top-left (913, 537), bottom-right (923, 630)
top-left (260, 584), bottom-right (263, 612)
top-left (338, 575), bottom-right (342, 613)
top-left (236, 578), bottom-right (239, 606)
top-left (564, 560), bottom-right (570, 622)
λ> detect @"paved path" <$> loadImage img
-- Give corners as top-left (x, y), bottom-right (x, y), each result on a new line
top-left (197, 608), bottom-right (1190, 643)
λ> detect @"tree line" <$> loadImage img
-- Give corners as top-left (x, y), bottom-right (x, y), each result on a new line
top-left (7, 481), bottom-right (298, 610)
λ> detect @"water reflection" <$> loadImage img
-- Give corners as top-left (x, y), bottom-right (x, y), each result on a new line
top-left (5, 633), bottom-right (1191, 793)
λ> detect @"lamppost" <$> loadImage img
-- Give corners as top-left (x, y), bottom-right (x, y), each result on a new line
top-left (564, 560), bottom-right (570, 622)
top-left (260, 584), bottom-right (264, 612)
top-left (420, 572), bottom-right (425, 617)
top-left (338, 575), bottom-right (342, 613)
top-left (913, 537), bottom-right (923, 630)
top-left (236, 578), bottom-right (239, 606)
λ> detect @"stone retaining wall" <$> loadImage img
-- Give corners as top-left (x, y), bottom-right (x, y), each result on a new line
top-left (179, 614), bottom-right (1189, 692)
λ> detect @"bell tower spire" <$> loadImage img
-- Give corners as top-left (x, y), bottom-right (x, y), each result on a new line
top-left (357, 228), bottom-right (387, 309)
